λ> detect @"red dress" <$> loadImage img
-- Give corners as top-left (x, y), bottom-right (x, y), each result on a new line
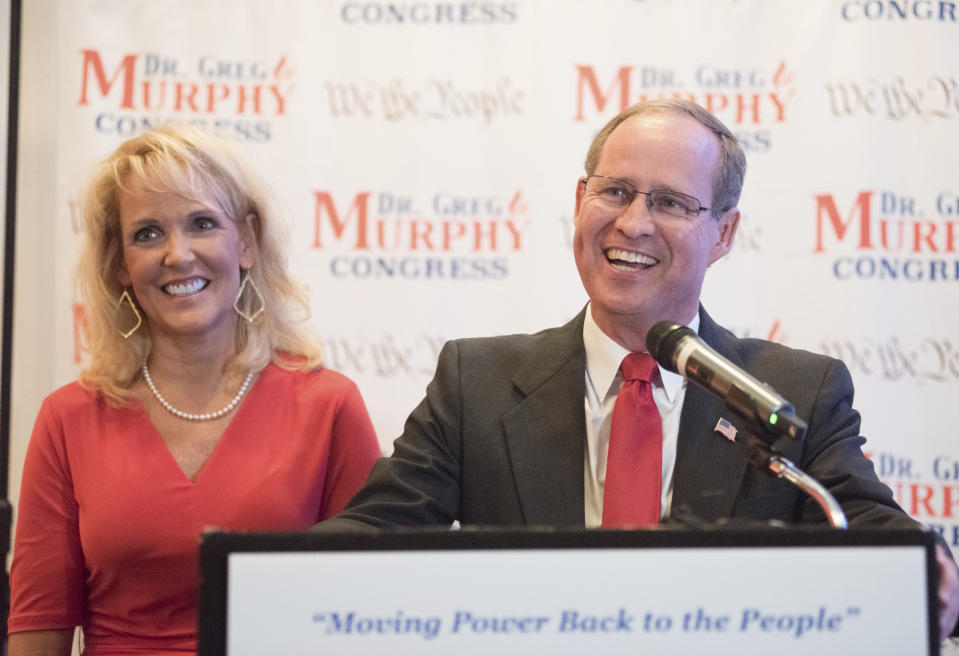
top-left (8, 364), bottom-right (382, 654)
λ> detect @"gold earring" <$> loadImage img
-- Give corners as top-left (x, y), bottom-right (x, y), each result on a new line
top-left (233, 272), bottom-right (265, 323)
top-left (118, 289), bottom-right (142, 339)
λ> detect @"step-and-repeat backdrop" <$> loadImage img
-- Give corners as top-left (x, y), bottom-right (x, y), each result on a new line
top-left (8, 0), bottom-right (959, 558)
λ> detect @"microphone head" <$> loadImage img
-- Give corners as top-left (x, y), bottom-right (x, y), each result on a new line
top-left (646, 321), bottom-right (695, 371)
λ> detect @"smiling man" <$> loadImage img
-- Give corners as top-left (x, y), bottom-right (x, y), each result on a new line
top-left (572, 104), bottom-right (740, 353)
top-left (319, 99), bottom-right (959, 637)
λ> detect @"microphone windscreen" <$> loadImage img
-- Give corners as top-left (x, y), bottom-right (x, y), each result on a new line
top-left (645, 321), bottom-right (694, 370)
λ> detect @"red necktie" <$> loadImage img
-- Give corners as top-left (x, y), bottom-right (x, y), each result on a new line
top-left (602, 352), bottom-right (662, 528)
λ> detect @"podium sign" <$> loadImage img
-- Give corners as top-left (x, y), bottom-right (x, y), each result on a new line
top-left (198, 528), bottom-right (938, 655)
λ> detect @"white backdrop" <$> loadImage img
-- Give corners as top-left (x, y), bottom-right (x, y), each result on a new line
top-left (6, 0), bottom-right (959, 627)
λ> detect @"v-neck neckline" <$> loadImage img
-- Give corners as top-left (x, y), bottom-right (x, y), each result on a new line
top-left (131, 364), bottom-right (270, 485)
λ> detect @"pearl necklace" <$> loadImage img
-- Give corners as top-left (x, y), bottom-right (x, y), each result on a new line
top-left (142, 363), bottom-right (254, 421)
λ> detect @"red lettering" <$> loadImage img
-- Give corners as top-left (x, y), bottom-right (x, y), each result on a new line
top-left (944, 486), bottom-right (959, 518)
top-left (505, 220), bottom-right (527, 250)
top-left (765, 319), bottom-right (787, 344)
top-left (376, 220), bottom-right (401, 250)
top-left (879, 219), bottom-right (904, 251)
top-left (206, 84), bottom-right (230, 113)
top-left (772, 60), bottom-right (795, 87)
top-left (574, 65), bottom-right (630, 121)
top-left (442, 222), bottom-right (467, 250)
top-left (174, 82), bottom-right (199, 112)
top-left (909, 483), bottom-right (936, 517)
top-left (237, 86), bottom-right (262, 115)
top-left (913, 221), bottom-right (939, 253)
top-left (312, 192), bottom-right (371, 249)
top-left (768, 92), bottom-right (790, 122)
top-left (141, 80), bottom-right (167, 111)
top-left (735, 93), bottom-right (761, 124)
top-left (270, 85), bottom-right (292, 116)
top-left (78, 50), bottom-right (137, 108)
top-left (473, 221), bottom-right (497, 251)
top-left (813, 191), bottom-right (873, 253)
top-left (409, 220), bottom-right (434, 251)
top-left (508, 190), bottom-right (528, 215)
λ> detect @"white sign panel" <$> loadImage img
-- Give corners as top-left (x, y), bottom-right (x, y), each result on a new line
top-left (221, 543), bottom-right (931, 655)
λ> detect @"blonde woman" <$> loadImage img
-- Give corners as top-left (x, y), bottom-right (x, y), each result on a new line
top-left (8, 125), bottom-right (381, 655)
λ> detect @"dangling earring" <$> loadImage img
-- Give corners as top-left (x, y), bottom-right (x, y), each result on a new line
top-left (234, 271), bottom-right (265, 323)
top-left (118, 289), bottom-right (142, 339)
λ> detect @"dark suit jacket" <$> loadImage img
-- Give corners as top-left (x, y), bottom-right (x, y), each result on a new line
top-left (322, 306), bottom-right (918, 531)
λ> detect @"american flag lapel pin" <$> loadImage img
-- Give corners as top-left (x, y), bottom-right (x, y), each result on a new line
top-left (714, 417), bottom-right (738, 442)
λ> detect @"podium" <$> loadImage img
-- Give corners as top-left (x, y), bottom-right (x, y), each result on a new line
top-left (198, 526), bottom-right (939, 655)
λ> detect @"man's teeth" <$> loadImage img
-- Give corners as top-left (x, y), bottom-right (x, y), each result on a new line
top-left (606, 248), bottom-right (658, 266)
top-left (164, 279), bottom-right (208, 296)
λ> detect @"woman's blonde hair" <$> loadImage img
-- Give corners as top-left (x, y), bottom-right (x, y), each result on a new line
top-left (77, 123), bottom-right (321, 404)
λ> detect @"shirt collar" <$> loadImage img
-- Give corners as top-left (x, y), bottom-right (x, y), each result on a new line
top-left (582, 303), bottom-right (696, 402)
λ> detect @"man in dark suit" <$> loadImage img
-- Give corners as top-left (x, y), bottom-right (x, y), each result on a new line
top-left (320, 99), bottom-right (959, 636)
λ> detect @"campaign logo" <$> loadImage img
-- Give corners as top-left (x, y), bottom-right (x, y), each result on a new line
top-left (340, 1), bottom-right (518, 24)
top-left (311, 188), bottom-right (530, 280)
top-left (840, 0), bottom-right (959, 21)
top-left (77, 49), bottom-right (295, 143)
top-left (573, 61), bottom-right (796, 153)
top-left (323, 77), bottom-right (524, 123)
top-left (825, 74), bottom-right (959, 121)
top-left (813, 189), bottom-right (959, 282)
top-left (868, 449), bottom-right (959, 546)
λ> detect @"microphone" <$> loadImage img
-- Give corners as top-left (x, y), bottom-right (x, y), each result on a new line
top-left (646, 321), bottom-right (807, 441)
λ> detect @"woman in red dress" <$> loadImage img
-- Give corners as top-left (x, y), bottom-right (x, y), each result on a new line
top-left (8, 124), bottom-right (382, 655)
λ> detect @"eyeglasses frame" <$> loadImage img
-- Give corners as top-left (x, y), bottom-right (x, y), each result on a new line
top-left (579, 175), bottom-right (720, 219)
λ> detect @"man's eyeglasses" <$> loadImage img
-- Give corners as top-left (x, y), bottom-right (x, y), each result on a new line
top-left (580, 175), bottom-right (718, 219)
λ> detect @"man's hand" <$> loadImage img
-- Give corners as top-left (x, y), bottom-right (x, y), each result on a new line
top-left (936, 544), bottom-right (959, 641)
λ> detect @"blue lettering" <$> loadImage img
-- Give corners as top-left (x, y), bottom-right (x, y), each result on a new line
top-left (930, 259), bottom-right (948, 280)
top-left (934, 456), bottom-right (959, 481)
top-left (903, 258), bottom-right (922, 280)
top-left (558, 609), bottom-right (634, 633)
top-left (452, 611), bottom-right (549, 633)
top-left (841, 0), bottom-right (956, 20)
top-left (833, 257), bottom-right (853, 280)
top-left (937, 193), bottom-right (958, 216)
top-left (856, 256), bottom-right (877, 278)
top-left (879, 258), bottom-right (899, 279)
top-left (327, 611), bottom-right (355, 633)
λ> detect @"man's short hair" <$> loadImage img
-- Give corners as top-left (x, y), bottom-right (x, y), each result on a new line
top-left (584, 99), bottom-right (746, 213)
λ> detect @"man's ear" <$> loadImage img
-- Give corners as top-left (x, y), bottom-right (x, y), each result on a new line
top-left (239, 213), bottom-right (259, 269)
top-left (573, 177), bottom-right (587, 221)
top-left (708, 208), bottom-right (740, 265)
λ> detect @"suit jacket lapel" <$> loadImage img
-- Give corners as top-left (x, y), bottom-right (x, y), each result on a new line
top-left (501, 309), bottom-right (587, 526)
top-left (670, 307), bottom-right (750, 522)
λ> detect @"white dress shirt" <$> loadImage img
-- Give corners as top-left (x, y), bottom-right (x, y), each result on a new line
top-left (582, 304), bottom-right (696, 527)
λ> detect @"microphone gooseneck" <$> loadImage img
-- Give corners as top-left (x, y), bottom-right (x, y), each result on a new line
top-left (647, 321), bottom-right (846, 529)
